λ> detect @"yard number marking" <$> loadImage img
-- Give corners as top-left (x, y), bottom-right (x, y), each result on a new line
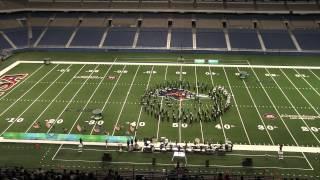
top-left (6, 118), bottom-right (24, 123)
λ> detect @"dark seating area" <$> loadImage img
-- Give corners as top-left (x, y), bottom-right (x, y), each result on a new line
top-left (293, 29), bottom-right (320, 50)
top-left (228, 29), bottom-right (261, 49)
top-left (196, 28), bottom-right (227, 49)
top-left (104, 27), bottom-right (136, 47)
top-left (260, 29), bottom-right (296, 50)
top-left (38, 27), bottom-right (74, 46)
top-left (3, 28), bottom-right (28, 48)
top-left (0, 34), bottom-right (12, 50)
top-left (71, 27), bottom-right (105, 47)
top-left (137, 28), bottom-right (167, 48)
top-left (171, 28), bottom-right (193, 48)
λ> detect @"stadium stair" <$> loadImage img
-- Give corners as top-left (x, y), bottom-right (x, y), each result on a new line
top-left (223, 28), bottom-right (231, 51)
top-left (99, 26), bottom-right (109, 48)
top-left (192, 26), bottom-right (196, 49)
top-left (256, 28), bottom-right (266, 52)
top-left (0, 31), bottom-right (16, 49)
top-left (33, 16), bottom-right (54, 47)
top-left (166, 26), bottom-right (171, 49)
top-left (132, 25), bottom-right (140, 48)
top-left (66, 19), bottom-right (82, 48)
top-left (287, 22), bottom-right (302, 51)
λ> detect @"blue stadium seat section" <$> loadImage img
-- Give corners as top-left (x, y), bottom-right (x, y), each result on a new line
top-left (137, 28), bottom-right (167, 47)
top-left (3, 28), bottom-right (28, 47)
top-left (30, 27), bottom-right (44, 45)
top-left (229, 29), bottom-right (261, 49)
top-left (71, 27), bottom-right (105, 46)
top-left (0, 34), bottom-right (12, 50)
top-left (38, 27), bottom-right (74, 46)
top-left (260, 30), bottom-right (295, 50)
top-left (293, 29), bottom-right (320, 50)
top-left (171, 28), bottom-right (193, 48)
top-left (104, 27), bottom-right (136, 47)
top-left (196, 29), bottom-right (226, 48)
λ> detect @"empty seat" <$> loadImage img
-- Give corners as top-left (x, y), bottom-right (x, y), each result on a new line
top-left (0, 34), bottom-right (12, 50)
top-left (228, 29), bottom-right (261, 49)
top-left (293, 29), bottom-right (320, 50)
top-left (260, 29), bottom-right (295, 50)
top-left (196, 29), bottom-right (226, 48)
top-left (38, 27), bottom-right (74, 46)
top-left (104, 27), bottom-right (136, 47)
top-left (137, 28), bottom-right (167, 47)
top-left (171, 28), bottom-right (192, 48)
top-left (71, 27), bottom-right (105, 47)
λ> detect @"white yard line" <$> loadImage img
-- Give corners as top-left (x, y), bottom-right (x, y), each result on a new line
top-left (0, 64), bottom-right (59, 118)
top-left (208, 67), bottom-right (227, 141)
top-left (64, 64), bottom-right (114, 135)
top-left (265, 68), bottom-right (320, 144)
top-left (16, 60), bottom-right (320, 70)
top-left (194, 66), bottom-right (204, 143)
top-left (222, 67), bottom-right (251, 144)
top-left (133, 66), bottom-right (154, 139)
top-left (236, 67), bottom-right (274, 145)
top-left (0, 64), bottom-right (73, 136)
top-left (294, 69), bottom-right (320, 97)
top-left (0, 65), bottom-right (44, 101)
top-left (249, 66), bottom-right (314, 170)
top-left (308, 69), bottom-right (320, 81)
top-left (25, 65), bottom-right (87, 133)
top-left (280, 69), bottom-right (320, 118)
top-left (46, 65), bottom-right (100, 133)
top-left (178, 65), bottom-right (182, 143)
top-left (156, 66), bottom-right (168, 139)
top-left (112, 66), bottom-right (141, 136)
top-left (90, 65), bottom-right (127, 135)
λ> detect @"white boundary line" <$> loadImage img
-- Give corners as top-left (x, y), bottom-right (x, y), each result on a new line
top-left (134, 66), bottom-right (154, 139)
top-left (249, 66), bottom-right (314, 170)
top-left (15, 60), bottom-right (320, 70)
top-left (0, 61), bottom-right (20, 77)
top-left (112, 65), bottom-right (141, 136)
top-left (0, 64), bottom-right (73, 136)
top-left (222, 67), bottom-right (251, 144)
top-left (236, 67), bottom-right (274, 145)
top-left (194, 66), bottom-right (204, 143)
top-left (156, 66), bottom-right (168, 139)
top-left (178, 65), bottom-right (182, 143)
top-left (25, 65), bottom-right (87, 133)
top-left (208, 66), bottom-right (227, 141)
top-left (0, 64), bottom-right (59, 118)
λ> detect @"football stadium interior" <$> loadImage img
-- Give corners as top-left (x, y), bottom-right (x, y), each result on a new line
top-left (0, 0), bottom-right (320, 179)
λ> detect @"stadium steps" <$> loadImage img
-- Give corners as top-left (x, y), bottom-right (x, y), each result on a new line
top-left (132, 26), bottom-right (140, 48)
top-left (167, 27), bottom-right (171, 49)
top-left (66, 19), bottom-right (81, 48)
top-left (192, 27), bottom-right (196, 49)
top-left (256, 29), bottom-right (266, 51)
top-left (0, 31), bottom-right (16, 49)
top-left (287, 28), bottom-right (302, 52)
top-left (33, 16), bottom-right (54, 47)
top-left (99, 26), bottom-right (109, 48)
top-left (223, 28), bottom-right (231, 51)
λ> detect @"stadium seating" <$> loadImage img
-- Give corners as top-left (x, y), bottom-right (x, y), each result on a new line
top-left (171, 28), bottom-right (193, 48)
top-left (70, 27), bottom-right (105, 47)
top-left (104, 27), bottom-right (136, 47)
top-left (293, 29), bottom-right (320, 50)
top-left (260, 29), bottom-right (296, 50)
top-left (38, 27), bottom-right (74, 46)
top-left (0, 34), bottom-right (12, 50)
top-left (196, 29), bottom-right (227, 49)
top-left (137, 28), bottom-right (168, 48)
top-left (3, 28), bottom-right (28, 48)
top-left (228, 29), bottom-right (261, 49)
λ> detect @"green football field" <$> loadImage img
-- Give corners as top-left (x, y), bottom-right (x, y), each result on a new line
top-left (0, 52), bottom-right (320, 178)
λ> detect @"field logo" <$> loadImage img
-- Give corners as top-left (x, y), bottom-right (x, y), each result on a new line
top-left (0, 74), bottom-right (28, 92)
top-left (263, 112), bottom-right (277, 120)
top-left (107, 76), bottom-right (117, 80)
